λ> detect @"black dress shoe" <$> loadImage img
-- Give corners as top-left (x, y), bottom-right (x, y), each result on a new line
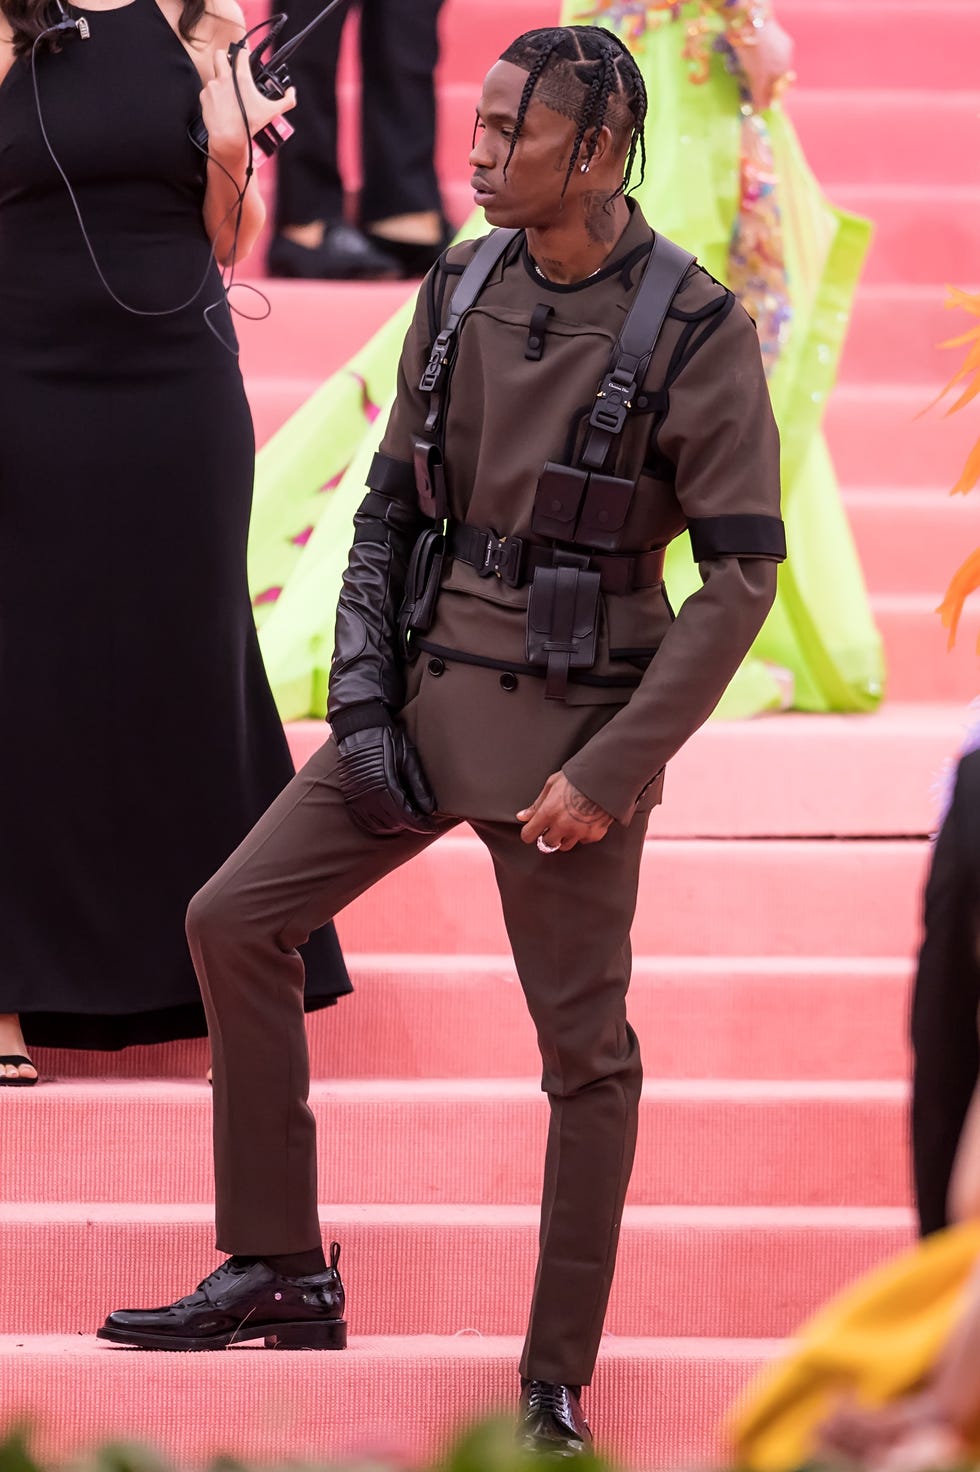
top-left (362, 218), bottom-right (456, 279)
top-left (267, 224), bottom-right (401, 281)
top-left (517, 1382), bottom-right (593, 1457)
top-left (97, 1246), bottom-right (347, 1351)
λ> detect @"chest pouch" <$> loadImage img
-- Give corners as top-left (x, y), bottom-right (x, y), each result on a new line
top-left (532, 462), bottom-right (636, 553)
top-left (398, 525), bottom-right (446, 657)
top-left (526, 555), bottom-right (602, 701)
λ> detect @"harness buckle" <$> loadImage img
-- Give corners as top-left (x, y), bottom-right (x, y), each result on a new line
top-left (589, 368), bottom-right (637, 435)
top-left (478, 532), bottom-right (523, 586)
top-left (419, 329), bottom-right (455, 394)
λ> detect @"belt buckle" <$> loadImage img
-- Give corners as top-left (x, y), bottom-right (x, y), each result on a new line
top-left (480, 532), bottom-right (522, 586)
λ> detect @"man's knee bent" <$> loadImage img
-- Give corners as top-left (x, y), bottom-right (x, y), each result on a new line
top-left (536, 1018), bottom-right (642, 1101)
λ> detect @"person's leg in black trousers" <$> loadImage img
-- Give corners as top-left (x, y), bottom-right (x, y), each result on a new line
top-left (359, 0), bottom-right (451, 276)
top-left (268, 0), bottom-right (401, 278)
top-left (911, 749), bottom-right (980, 1235)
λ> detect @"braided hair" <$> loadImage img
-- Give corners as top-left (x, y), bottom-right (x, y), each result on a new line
top-left (498, 26), bottom-right (648, 201)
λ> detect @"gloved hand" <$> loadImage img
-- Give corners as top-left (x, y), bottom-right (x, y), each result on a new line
top-left (336, 724), bottom-right (439, 838)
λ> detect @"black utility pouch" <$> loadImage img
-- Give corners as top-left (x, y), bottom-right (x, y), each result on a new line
top-left (574, 473), bottom-right (635, 553)
top-left (398, 526), bottom-right (445, 657)
top-left (412, 437), bottom-right (448, 520)
top-left (531, 461), bottom-right (589, 543)
top-left (526, 557), bottom-right (602, 701)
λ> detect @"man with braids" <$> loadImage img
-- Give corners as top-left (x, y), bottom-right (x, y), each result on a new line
top-left (100, 24), bottom-right (785, 1456)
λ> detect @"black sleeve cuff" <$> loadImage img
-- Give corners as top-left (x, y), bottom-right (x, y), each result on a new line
top-left (688, 513), bottom-right (787, 562)
top-left (327, 700), bottom-right (394, 740)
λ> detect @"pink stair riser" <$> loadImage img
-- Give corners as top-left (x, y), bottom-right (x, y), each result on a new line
top-left (0, 1079), bottom-right (910, 1208)
top-left (240, 0), bottom-right (980, 94)
top-left (0, 1332), bottom-right (781, 1472)
top-left (0, 1203), bottom-right (913, 1340)
top-left (31, 956), bottom-right (913, 1083)
top-left (843, 491), bottom-right (971, 596)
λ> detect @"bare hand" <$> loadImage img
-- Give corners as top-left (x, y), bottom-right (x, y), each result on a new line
top-left (732, 17), bottom-right (795, 112)
top-left (199, 44), bottom-right (296, 165)
top-left (517, 773), bottom-right (613, 853)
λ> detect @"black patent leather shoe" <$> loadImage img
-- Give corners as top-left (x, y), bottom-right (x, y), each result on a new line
top-left (97, 1243), bottom-right (347, 1351)
top-left (517, 1382), bottom-right (593, 1457)
top-left (362, 218), bottom-right (456, 279)
top-left (267, 224), bottom-right (401, 281)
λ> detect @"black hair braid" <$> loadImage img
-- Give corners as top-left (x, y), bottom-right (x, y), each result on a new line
top-left (500, 25), bottom-right (649, 200)
top-left (502, 42), bottom-right (558, 180)
top-left (559, 45), bottom-right (609, 197)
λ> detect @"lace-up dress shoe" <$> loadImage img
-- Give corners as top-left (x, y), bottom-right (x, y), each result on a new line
top-left (517, 1382), bottom-right (593, 1457)
top-left (267, 225), bottom-right (400, 281)
top-left (97, 1248), bottom-right (347, 1351)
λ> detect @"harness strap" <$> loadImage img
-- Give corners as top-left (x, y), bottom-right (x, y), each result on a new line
top-left (420, 228), bottom-right (521, 435)
top-left (580, 233), bottom-right (696, 472)
top-left (449, 522), bottom-right (665, 596)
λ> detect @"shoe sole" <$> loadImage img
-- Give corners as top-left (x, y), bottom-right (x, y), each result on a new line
top-left (96, 1318), bottom-right (347, 1351)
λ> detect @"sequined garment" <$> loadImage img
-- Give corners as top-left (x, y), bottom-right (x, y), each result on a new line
top-left (573, 0), bottom-right (791, 376)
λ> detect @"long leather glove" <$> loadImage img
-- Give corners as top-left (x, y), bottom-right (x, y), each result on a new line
top-left (328, 454), bottom-right (438, 835)
top-left (336, 722), bottom-right (438, 838)
top-left (329, 454), bottom-right (427, 727)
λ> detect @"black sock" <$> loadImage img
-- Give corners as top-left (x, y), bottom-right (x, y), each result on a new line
top-left (261, 1247), bottom-right (327, 1277)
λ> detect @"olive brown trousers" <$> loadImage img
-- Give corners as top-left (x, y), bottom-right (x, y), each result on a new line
top-left (186, 736), bottom-right (648, 1387)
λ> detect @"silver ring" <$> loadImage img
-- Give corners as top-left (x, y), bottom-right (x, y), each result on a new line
top-left (536, 835), bottom-right (561, 854)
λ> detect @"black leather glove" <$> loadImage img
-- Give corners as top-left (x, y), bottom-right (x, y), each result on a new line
top-left (336, 724), bottom-right (438, 838)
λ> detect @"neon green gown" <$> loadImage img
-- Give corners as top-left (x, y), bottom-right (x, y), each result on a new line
top-left (248, 2), bottom-right (885, 721)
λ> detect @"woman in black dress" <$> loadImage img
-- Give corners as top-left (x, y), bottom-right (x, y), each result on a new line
top-left (0, 0), bottom-right (350, 1081)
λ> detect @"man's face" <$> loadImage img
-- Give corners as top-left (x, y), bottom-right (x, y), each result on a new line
top-left (469, 60), bottom-right (583, 230)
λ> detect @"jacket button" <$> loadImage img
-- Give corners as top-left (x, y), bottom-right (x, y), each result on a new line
top-left (427, 657), bottom-right (445, 676)
top-left (499, 672), bottom-right (518, 692)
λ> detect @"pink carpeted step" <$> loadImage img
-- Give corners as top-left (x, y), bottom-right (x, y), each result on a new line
top-left (31, 955), bottom-right (912, 1083)
top-left (844, 490), bottom-right (969, 595)
top-left (0, 1333), bottom-right (777, 1472)
top-left (840, 288), bottom-right (966, 387)
top-left (284, 705), bottom-right (962, 841)
top-left (0, 1202), bottom-right (912, 1340)
top-left (824, 382), bottom-right (979, 488)
top-left (833, 185), bottom-right (980, 286)
top-left (60, 834), bottom-right (927, 960)
top-left (333, 838), bottom-right (930, 959)
top-left (775, 1), bottom-right (980, 90)
top-left (1, 1079), bottom-right (911, 1207)
top-left (875, 595), bottom-right (980, 703)
top-left (240, 0), bottom-right (980, 94)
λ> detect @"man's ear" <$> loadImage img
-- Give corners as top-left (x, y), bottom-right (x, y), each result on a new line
top-left (578, 123), bottom-right (616, 170)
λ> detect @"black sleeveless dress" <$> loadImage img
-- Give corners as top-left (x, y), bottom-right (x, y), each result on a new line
top-left (0, 0), bottom-right (351, 1048)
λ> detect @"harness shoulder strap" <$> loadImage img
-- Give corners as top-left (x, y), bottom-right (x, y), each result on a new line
top-left (420, 229), bottom-right (521, 427)
top-left (581, 232), bottom-right (695, 472)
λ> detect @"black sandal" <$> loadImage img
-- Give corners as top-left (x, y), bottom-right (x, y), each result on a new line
top-left (0, 1054), bottom-right (37, 1086)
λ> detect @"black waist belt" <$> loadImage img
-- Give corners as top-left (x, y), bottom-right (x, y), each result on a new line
top-left (448, 522), bottom-right (665, 596)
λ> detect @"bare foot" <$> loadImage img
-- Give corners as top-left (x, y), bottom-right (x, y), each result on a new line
top-left (0, 1013), bottom-right (38, 1082)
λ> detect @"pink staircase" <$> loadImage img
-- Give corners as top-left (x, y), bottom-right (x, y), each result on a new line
top-left (4, 2), bottom-right (979, 1468)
